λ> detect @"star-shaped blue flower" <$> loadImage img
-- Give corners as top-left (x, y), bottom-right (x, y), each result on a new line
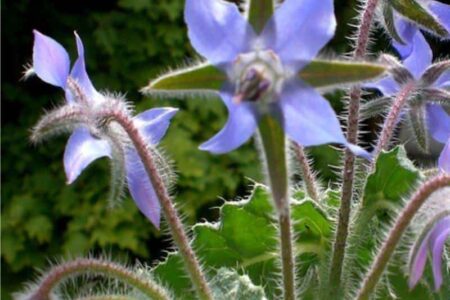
top-left (184, 0), bottom-right (367, 157)
top-left (32, 31), bottom-right (177, 227)
top-left (365, 31), bottom-right (450, 153)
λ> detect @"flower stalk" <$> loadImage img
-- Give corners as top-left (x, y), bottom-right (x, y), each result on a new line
top-left (27, 258), bottom-right (171, 300)
top-left (102, 109), bottom-right (213, 300)
top-left (356, 174), bottom-right (450, 300)
top-left (330, 0), bottom-right (380, 289)
top-left (373, 82), bottom-right (415, 159)
top-left (258, 115), bottom-right (296, 300)
top-left (293, 143), bottom-right (319, 202)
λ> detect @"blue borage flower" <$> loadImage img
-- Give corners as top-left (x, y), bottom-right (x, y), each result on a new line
top-left (184, 0), bottom-right (369, 157)
top-left (32, 30), bottom-right (177, 227)
top-left (364, 31), bottom-right (450, 153)
top-left (409, 214), bottom-right (450, 290)
top-left (384, 0), bottom-right (450, 58)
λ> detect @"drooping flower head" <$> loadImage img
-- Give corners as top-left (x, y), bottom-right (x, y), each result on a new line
top-left (31, 30), bottom-right (177, 227)
top-left (409, 213), bottom-right (450, 291)
top-left (364, 31), bottom-right (450, 153)
top-left (184, 0), bottom-right (368, 157)
top-left (381, 0), bottom-right (450, 58)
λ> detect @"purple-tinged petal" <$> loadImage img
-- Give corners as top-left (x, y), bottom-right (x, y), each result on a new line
top-left (125, 149), bottom-right (161, 228)
top-left (134, 107), bottom-right (178, 145)
top-left (32, 30), bottom-right (70, 88)
top-left (438, 139), bottom-right (450, 173)
top-left (280, 80), bottom-right (354, 149)
top-left (261, 0), bottom-right (336, 72)
top-left (64, 127), bottom-right (112, 184)
top-left (363, 76), bottom-right (399, 97)
top-left (409, 231), bottom-right (431, 289)
top-left (70, 32), bottom-right (99, 102)
top-left (392, 14), bottom-right (417, 58)
top-left (435, 70), bottom-right (450, 89)
top-left (429, 216), bottom-right (450, 290)
top-left (184, 0), bottom-right (256, 67)
top-left (427, 104), bottom-right (450, 143)
top-left (428, 1), bottom-right (450, 37)
top-left (400, 32), bottom-right (433, 79)
top-left (200, 86), bottom-right (258, 154)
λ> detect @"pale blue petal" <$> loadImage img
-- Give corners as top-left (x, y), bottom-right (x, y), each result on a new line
top-left (429, 216), bottom-right (450, 290)
top-left (392, 14), bottom-right (417, 58)
top-left (428, 1), bottom-right (450, 37)
top-left (125, 149), bottom-right (161, 228)
top-left (280, 80), bottom-right (369, 158)
top-left (33, 30), bottom-right (70, 88)
top-left (261, 0), bottom-right (336, 72)
top-left (438, 139), bottom-right (450, 173)
top-left (427, 104), bottom-right (450, 143)
top-left (64, 127), bottom-right (112, 184)
top-left (200, 86), bottom-right (258, 154)
top-left (401, 32), bottom-right (433, 79)
top-left (71, 32), bottom-right (99, 102)
top-left (409, 230), bottom-right (431, 289)
top-left (184, 0), bottom-right (256, 67)
top-left (363, 76), bottom-right (399, 97)
top-left (134, 107), bottom-right (178, 145)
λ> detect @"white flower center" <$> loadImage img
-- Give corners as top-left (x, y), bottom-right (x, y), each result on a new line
top-left (232, 50), bottom-right (285, 104)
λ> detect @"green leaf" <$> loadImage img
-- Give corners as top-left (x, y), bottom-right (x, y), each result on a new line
top-left (298, 60), bottom-right (386, 88)
top-left (211, 268), bottom-right (267, 300)
top-left (382, 3), bottom-right (406, 44)
top-left (142, 63), bottom-right (226, 94)
top-left (154, 184), bottom-right (333, 298)
top-left (363, 146), bottom-right (421, 213)
top-left (247, 0), bottom-right (274, 34)
top-left (390, 0), bottom-right (448, 38)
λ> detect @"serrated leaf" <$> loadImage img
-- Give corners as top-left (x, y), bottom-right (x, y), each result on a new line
top-left (144, 60), bottom-right (386, 94)
top-left (154, 184), bottom-right (333, 298)
top-left (363, 146), bottom-right (421, 212)
top-left (298, 60), bottom-right (386, 88)
top-left (212, 268), bottom-right (267, 300)
top-left (390, 0), bottom-right (448, 37)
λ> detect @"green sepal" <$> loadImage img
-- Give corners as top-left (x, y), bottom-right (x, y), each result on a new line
top-left (247, 0), bottom-right (274, 34)
top-left (363, 146), bottom-right (422, 214)
top-left (390, 0), bottom-right (449, 38)
top-left (142, 63), bottom-right (226, 94)
top-left (298, 60), bottom-right (386, 88)
top-left (382, 2), bottom-right (406, 44)
top-left (144, 60), bottom-right (386, 94)
top-left (153, 184), bottom-right (334, 298)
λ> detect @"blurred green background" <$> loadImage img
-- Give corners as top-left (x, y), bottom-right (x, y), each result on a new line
top-left (2, 0), bottom-right (448, 298)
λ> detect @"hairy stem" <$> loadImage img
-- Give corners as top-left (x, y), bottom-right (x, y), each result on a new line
top-left (293, 143), bottom-right (319, 202)
top-left (259, 116), bottom-right (296, 300)
top-left (329, 0), bottom-right (380, 290)
top-left (106, 110), bottom-right (213, 300)
top-left (356, 174), bottom-right (450, 300)
top-left (28, 258), bottom-right (170, 300)
top-left (373, 83), bottom-right (414, 159)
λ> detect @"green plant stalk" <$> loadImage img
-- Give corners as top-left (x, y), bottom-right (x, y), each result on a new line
top-left (29, 258), bottom-right (171, 300)
top-left (356, 174), bottom-right (450, 300)
top-left (293, 143), bottom-right (319, 202)
top-left (330, 0), bottom-right (380, 290)
top-left (105, 109), bottom-right (213, 300)
top-left (259, 115), bottom-right (296, 300)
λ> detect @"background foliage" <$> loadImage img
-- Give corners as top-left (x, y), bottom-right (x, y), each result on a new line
top-left (1, 0), bottom-right (447, 298)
